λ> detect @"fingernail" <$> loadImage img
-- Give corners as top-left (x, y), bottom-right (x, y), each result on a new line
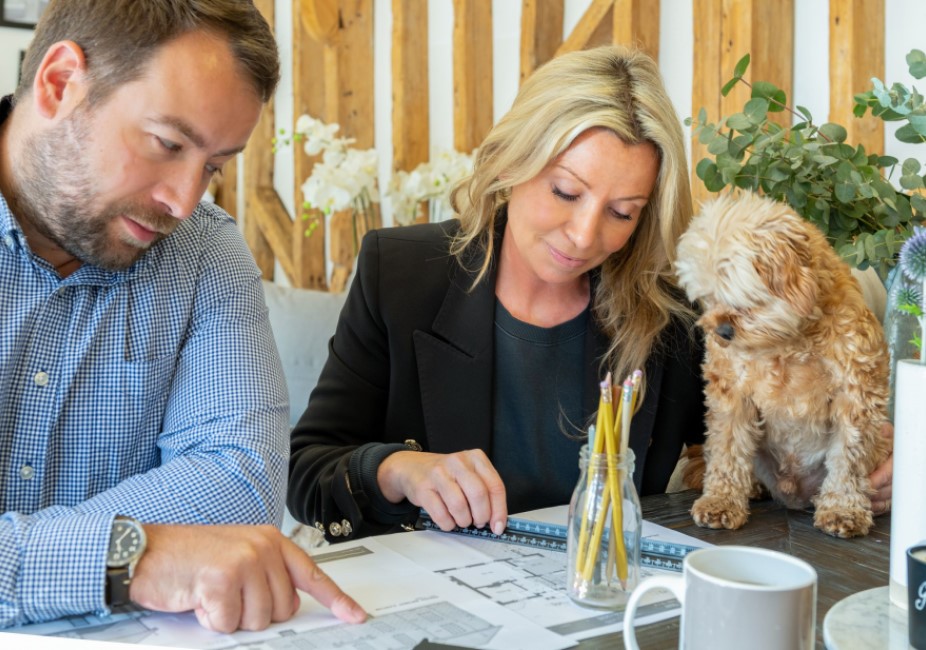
top-left (352, 603), bottom-right (368, 623)
top-left (492, 520), bottom-right (505, 536)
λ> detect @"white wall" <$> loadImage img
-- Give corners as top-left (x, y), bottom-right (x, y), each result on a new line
top-left (0, 26), bottom-right (35, 93)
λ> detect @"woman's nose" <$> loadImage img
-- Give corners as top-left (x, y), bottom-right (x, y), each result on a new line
top-left (564, 206), bottom-right (600, 250)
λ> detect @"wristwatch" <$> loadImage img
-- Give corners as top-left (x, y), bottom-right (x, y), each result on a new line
top-left (105, 516), bottom-right (147, 607)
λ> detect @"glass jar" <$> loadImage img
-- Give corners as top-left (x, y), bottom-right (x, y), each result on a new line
top-left (883, 267), bottom-right (922, 418)
top-left (566, 444), bottom-right (642, 609)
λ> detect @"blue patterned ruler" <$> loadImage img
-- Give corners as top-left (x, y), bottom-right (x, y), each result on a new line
top-left (416, 511), bottom-right (698, 572)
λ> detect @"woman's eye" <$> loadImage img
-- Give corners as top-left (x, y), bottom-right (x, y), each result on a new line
top-left (610, 208), bottom-right (633, 221)
top-left (157, 136), bottom-right (181, 153)
top-left (552, 186), bottom-right (578, 202)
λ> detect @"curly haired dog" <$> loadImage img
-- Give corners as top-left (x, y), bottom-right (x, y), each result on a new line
top-left (675, 192), bottom-right (891, 538)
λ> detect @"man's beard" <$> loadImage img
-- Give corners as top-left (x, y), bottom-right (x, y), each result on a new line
top-left (11, 107), bottom-right (178, 271)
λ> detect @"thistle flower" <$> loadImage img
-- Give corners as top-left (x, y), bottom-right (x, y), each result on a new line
top-left (900, 227), bottom-right (926, 284)
top-left (898, 226), bottom-right (926, 362)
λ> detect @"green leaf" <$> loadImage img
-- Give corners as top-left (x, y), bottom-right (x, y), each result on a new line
top-left (835, 181), bottom-right (856, 203)
top-left (911, 194), bottom-right (926, 215)
top-left (908, 49), bottom-right (926, 79)
top-left (696, 159), bottom-right (726, 192)
top-left (744, 98), bottom-right (770, 125)
top-left (900, 173), bottom-right (925, 190)
top-left (751, 81), bottom-right (787, 112)
top-left (896, 123), bottom-right (926, 143)
top-left (729, 134), bottom-right (752, 159)
top-left (708, 135), bottom-right (730, 155)
top-left (796, 105), bottom-right (814, 122)
top-left (733, 53), bottom-right (751, 78)
top-left (903, 158), bottom-right (923, 175)
top-left (726, 113), bottom-right (754, 130)
top-left (819, 123), bottom-right (848, 143)
top-left (721, 76), bottom-right (740, 97)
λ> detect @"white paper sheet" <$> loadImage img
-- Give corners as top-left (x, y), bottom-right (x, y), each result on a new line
top-left (11, 536), bottom-right (574, 650)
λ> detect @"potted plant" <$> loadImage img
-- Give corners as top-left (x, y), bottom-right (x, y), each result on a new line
top-left (688, 50), bottom-right (926, 404)
top-left (688, 52), bottom-right (926, 281)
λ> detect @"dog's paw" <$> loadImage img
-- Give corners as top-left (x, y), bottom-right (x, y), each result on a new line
top-left (814, 506), bottom-right (873, 538)
top-left (691, 494), bottom-right (749, 530)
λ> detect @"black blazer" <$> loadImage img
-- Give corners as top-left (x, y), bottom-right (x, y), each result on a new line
top-left (288, 221), bottom-right (706, 541)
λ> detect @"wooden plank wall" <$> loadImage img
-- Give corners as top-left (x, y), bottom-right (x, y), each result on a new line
top-left (224, 0), bottom-right (886, 290)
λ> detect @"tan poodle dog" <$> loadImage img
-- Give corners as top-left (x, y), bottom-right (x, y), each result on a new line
top-left (675, 192), bottom-right (891, 538)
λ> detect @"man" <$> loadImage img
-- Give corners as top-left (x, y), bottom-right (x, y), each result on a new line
top-left (0, 0), bottom-right (365, 632)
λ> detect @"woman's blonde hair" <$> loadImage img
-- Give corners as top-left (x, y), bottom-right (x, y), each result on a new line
top-left (450, 45), bottom-right (695, 383)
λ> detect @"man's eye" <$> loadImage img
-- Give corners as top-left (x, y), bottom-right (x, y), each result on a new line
top-left (552, 186), bottom-right (578, 201)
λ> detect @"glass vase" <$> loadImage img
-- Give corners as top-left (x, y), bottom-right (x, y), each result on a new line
top-left (883, 268), bottom-right (922, 418)
top-left (566, 445), bottom-right (641, 609)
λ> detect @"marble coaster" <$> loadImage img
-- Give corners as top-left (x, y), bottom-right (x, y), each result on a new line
top-left (823, 586), bottom-right (909, 649)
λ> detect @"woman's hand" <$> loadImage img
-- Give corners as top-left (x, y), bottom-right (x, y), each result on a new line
top-left (378, 449), bottom-right (508, 535)
top-left (869, 422), bottom-right (893, 516)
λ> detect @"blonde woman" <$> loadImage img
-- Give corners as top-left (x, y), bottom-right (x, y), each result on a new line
top-left (289, 45), bottom-right (705, 542)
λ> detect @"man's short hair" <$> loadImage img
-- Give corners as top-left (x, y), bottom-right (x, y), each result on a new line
top-left (15, 0), bottom-right (280, 105)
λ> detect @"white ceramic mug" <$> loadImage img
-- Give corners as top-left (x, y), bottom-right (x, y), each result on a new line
top-left (623, 546), bottom-right (817, 650)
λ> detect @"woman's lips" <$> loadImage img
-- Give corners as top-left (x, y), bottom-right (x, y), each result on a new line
top-left (547, 243), bottom-right (587, 269)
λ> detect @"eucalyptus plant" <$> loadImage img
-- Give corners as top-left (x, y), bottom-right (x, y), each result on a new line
top-left (687, 52), bottom-right (926, 281)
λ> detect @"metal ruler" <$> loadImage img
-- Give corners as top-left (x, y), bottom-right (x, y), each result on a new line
top-left (416, 511), bottom-right (698, 572)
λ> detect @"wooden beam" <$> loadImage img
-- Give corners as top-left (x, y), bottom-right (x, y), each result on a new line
top-left (453, 0), bottom-right (494, 153)
top-left (250, 188), bottom-right (295, 280)
top-left (242, 0), bottom-right (275, 281)
top-left (292, 0), bottom-right (330, 289)
top-left (556, 0), bottom-right (613, 56)
top-left (691, 0), bottom-right (723, 207)
top-left (392, 0), bottom-right (430, 172)
top-left (520, 0), bottom-right (564, 84)
top-left (325, 0), bottom-right (377, 285)
top-left (690, 0), bottom-right (794, 206)
top-left (613, 0), bottom-right (659, 61)
top-left (829, 0), bottom-right (885, 155)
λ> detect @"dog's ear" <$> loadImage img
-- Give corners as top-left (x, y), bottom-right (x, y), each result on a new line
top-left (753, 224), bottom-right (818, 318)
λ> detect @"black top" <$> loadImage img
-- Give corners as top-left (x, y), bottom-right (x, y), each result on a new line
top-left (287, 220), bottom-right (707, 542)
top-left (492, 300), bottom-right (587, 514)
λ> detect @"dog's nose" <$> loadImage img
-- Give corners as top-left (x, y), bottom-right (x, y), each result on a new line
top-left (715, 323), bottom-right (735, 341)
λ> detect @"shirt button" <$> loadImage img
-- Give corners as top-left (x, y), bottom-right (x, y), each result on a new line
top-left (3, 235), bottom-right (14, 250)
top-left (34, 371), bottom-right (49, 387)
top-left (20, 465), bottom-right (35, 480)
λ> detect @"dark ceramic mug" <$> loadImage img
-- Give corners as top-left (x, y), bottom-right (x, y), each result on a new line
top-left (909, 543), bottom-right (926, 650)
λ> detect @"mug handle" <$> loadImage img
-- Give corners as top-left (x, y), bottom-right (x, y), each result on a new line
top-left (623, 575), bottom-right (685, 650)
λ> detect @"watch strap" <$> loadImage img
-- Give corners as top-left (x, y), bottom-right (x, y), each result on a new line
top-left (106, 567), bottom-right (132, 607)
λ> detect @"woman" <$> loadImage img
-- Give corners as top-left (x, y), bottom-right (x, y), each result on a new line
top-left (287, 45), bottom-right (706, 542)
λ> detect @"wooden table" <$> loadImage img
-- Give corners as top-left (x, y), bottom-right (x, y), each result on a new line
top-left (580, 489), bottom-right (891, 649)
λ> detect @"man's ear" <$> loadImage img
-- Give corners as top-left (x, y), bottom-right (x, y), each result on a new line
top-left (31, 40), bottom-right (89, 120)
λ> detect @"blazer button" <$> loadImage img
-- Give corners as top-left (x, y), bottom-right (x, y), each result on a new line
top-left (328, 521), bottom-right (342, 537)
top-left (341, 519), bottom-right (353, 536)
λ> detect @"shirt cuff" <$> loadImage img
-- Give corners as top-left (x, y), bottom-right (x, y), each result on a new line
top-left (348, 442), bottom-right (419, 522)
top-left (10, 511), bottom-right (115, 624)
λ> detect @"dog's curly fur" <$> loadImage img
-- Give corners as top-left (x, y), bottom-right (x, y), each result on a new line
top-left (675, 192), bottom-right (891, 538)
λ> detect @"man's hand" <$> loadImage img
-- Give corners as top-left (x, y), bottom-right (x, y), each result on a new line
top-left (378, 449), bottom-right (508, 535)
top-left (130, 524), bottom-right (367, 633)
top-left (869, 422), bottom-right (894, 516)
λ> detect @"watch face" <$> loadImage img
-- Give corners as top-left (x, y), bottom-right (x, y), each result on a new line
top-left (107, 520), bottom-right (145, 568)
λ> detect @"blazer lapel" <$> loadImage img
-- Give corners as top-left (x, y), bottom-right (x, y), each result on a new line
top-left (414, 260), bottom-right (496, 454)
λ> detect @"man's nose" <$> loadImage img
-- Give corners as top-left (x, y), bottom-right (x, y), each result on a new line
top-left (153, 164), bottom-right (206, 220)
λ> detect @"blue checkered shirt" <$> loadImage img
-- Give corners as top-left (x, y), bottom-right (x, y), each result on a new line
top-left (0, 190), bottom-right (290, 626)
